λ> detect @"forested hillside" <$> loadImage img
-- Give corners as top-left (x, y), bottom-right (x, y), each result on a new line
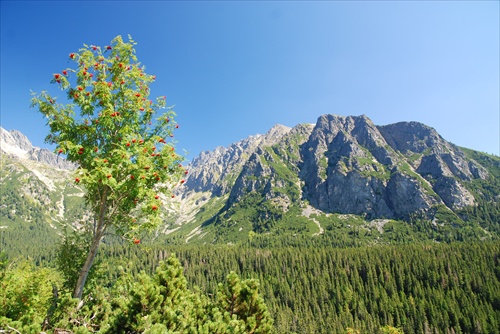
top-left (2, 241), bottom-right (499, 333)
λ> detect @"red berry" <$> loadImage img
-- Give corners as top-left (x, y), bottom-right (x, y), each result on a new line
top-left (133, 238), bottom-right (140, 244)
top-left (180, 180), bottom-right (185, 184)
top-left (62, 70), bottom-right (67, 75)
top-left (126, 143), bottom-right (131, 147)
top-left (184, 170), bottom-right (188, 174)
top-left (130, 175), bottom-right (135, 180)
top-left (58, 149), bottom-right (63, 154)
top-left (78, 86), bottom-right (83, 91)
top-left (70, 53), bottom-right (75, 59)
top-left (132, 139), bottom-right (137, 143)
top-left (107, 46), bottom-right (112, 50)
top-left (171, 195), bottom-right (175, 198)
top-left (155, 195), bottom-right (159, 199)
top-left (135, 93), bottom-right (141, 97)
top-left (152, 205), bottom-right (158, 211)
top-left (107, 174), bottom-right (111, 178)
top-left (75, 178), bottom-right (80, 183)
top-left (175, 125), bottom-right (179, 129)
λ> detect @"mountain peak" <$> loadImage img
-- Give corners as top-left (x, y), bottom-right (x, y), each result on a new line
top-left (0, 127), bottom-right (74, 170)
top-left (0, 127), bottom-right (33, 159)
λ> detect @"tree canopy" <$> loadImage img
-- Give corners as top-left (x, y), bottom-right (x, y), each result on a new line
top-left (31, 35), bottom-right (185, 298)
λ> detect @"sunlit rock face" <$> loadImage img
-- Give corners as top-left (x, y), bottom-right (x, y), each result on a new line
top-left (183, 115), bottom-right (487, 221)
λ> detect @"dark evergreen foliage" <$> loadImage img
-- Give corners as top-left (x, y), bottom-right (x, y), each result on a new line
top-left (92, 241), bottom-right (500, 333)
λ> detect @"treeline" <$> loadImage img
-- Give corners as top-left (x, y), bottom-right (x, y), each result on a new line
top-left (93, 241), bottom-right (500, 333)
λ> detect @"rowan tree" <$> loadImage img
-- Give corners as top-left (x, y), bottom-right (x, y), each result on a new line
top-left (31, 35), bottom-right (185, 299)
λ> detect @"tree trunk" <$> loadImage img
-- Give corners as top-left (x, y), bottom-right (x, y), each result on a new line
top-left (73, 229), bottom-right (104, 299)
top-left (73, 188), bottom-right (108, 299)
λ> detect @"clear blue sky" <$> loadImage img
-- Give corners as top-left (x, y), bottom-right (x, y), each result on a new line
top-left (1, 1), bottom-right (499, 160)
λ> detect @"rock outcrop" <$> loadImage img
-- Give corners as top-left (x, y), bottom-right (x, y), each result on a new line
top-left (0, 127), bottom-right (75, 170)
top-left (182, 115), bottom-right (489, 221)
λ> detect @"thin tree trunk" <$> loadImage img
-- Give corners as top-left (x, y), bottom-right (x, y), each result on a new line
top-left (73, 187), bottom-right (108, 299)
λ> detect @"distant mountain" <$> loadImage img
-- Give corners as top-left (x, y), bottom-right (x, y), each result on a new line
top-left (174, 114), bottom-right (499, 244)
top-left (0, 127), bottom-right (75, 170)
top-left (1, 115), bottom-right (499, 252)
top-left (0, 127), bottom-right (85, 258)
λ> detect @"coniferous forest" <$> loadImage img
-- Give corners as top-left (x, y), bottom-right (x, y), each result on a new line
top-left (1, 235), bottom-right (499, 333)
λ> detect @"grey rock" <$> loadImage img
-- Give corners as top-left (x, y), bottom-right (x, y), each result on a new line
top-left (0, 127), bottom-right (75, 170)
top-left (183, 114), bottom-right (490, 221)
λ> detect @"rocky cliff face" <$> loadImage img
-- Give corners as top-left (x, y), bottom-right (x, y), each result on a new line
top-left (1, 127), bottom-right (75, 170)
top-left (182, 114), bottom-right (488, 222)
top-left (184, 124), bottom-right (293, 196)
top-left (294, 115), bottom-right (484, 218)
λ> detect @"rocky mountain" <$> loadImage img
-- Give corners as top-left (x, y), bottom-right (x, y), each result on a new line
top-left (0, 127), bottom-right (75, 170)
top-left (299, 115), bottom-right (483, 218)
top-left (0, 127), bottom-right (86, 258)
top-left (174, 114), bottom-right (499, 244)
top-left (1, 115), bottom-right (499, 249)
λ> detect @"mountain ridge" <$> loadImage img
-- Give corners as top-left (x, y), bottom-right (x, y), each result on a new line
top-left (1, 115), bottom-right (499, 247)
top-left (0, 126), bottom-right (75, 170)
